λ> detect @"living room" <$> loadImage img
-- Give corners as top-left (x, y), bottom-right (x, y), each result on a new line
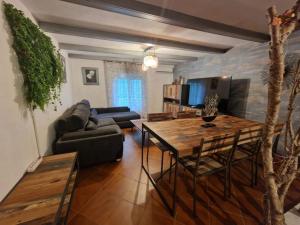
top-left (0, 0), bottom-right (300, 225)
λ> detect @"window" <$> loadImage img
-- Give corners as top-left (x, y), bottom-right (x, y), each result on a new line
top-left (112, 76), bottom-right (144, 113)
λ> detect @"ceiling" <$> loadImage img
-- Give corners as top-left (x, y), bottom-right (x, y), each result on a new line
top-left (21, 0), bottom-right (295, 65)
top-left (137, 0), bottom-right (295, 33)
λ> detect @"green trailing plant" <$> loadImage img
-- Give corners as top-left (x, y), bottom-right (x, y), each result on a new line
top-left (3, 2), bottom-right (63, 111)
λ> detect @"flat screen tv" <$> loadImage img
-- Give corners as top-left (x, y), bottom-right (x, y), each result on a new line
top-left (187, 76), bottom-right (232, 113)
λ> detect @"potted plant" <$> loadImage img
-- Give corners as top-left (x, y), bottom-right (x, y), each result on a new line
top-left (201, 94), bottom-right (219, 127)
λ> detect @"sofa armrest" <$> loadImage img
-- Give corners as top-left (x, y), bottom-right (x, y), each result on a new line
top-left (94, 106), bottom-right (130, 114)
top-left (60, 127), bottom-right (120, 141)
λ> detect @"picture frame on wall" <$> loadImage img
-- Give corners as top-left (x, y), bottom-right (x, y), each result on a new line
top-left (61, 55), bottom-right (67, 83)
top-left (82, 67), bottom-right (99, 85)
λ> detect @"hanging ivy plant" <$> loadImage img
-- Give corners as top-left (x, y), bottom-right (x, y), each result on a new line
top-left (3, 2), bottom-right (63, 111)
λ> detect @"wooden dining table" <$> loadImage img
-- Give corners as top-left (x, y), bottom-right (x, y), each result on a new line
top-left (141, 115), bottom-right (263, 216)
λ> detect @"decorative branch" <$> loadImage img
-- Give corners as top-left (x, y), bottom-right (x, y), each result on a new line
top-left (261, 1), bottom-right (300, 225)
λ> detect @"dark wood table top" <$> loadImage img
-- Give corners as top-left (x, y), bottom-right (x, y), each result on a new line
top-left (0, 152), bottom-right (77, 224)
top-left (143, 115), bottom-right (263, 156)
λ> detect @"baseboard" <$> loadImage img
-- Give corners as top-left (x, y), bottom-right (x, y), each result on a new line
top-left (27, 157), bottom-right (42, 173)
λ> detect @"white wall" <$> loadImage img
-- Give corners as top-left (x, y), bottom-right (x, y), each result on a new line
top-left (0, 0), bottom-right (38, 201)
top-left (146, 65), bottom-right (174, 113)
top-left (68, 57), bottom-right (173, 112)
top-left (69, 58), bottom-right (107, 107)
top-left (32, 50), bottom-right (73, 156)
top-left (0, 0), bottom-right (73, 201)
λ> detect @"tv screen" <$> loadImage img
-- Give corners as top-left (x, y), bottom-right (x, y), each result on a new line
top-left (187, 76), bottom-right (231, 112)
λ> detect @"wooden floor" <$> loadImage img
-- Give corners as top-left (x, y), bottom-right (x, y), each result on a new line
top-left (68, 129), bottom-right (300, 225)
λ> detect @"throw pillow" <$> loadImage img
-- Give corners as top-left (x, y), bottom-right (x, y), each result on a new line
top-left (89, 116), bottom-right (99, 124)
top-left (85, 120), bottom-right (97, 130)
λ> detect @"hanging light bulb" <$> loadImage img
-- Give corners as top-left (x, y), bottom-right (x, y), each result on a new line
top-left (143, 55), bottom-right (158, 68)
top-left (142, 63), bottom-right (148, 71)
top-left (143, 47), bottom-right (158, 69)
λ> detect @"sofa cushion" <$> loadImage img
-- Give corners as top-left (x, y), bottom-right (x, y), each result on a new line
top-left (55, 105), bottom-right (76, 136)
top-left (96, 111), bottom-right (140, 122)
top-left (60, 125), bottom-right (121, 141)
top-left (80, 99), bottom-right (91, 108)
top-left (96, 107), bottom-right (130, 114)
top-left (90, 108), bottom-right (98, 117)
top-left (86, 120), bottom-right (98, 130)
top-left (97, 118), bottom-right (116, 127)
top-left (68, 101), bottom-right (91, 131)
top-left (89, 116), bottom-right (99, 124)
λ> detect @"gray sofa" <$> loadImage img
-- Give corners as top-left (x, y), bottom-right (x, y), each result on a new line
top-left (92, 106), bottom-right (140, 128)
top-left (54, 100), bottom-right (131, 167)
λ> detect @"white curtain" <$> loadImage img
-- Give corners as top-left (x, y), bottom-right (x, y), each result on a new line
top-left (104, 61), bottom-right (147, 116)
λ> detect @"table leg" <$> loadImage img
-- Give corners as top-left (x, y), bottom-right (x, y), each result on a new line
top-left (142, 126), bottom-right (145, 167)
top-left (172, 153), bottom-right (178, 216)
top-left (141, 126), bottom-right (178, 217)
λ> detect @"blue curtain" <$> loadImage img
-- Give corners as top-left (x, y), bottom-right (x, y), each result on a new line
top-left (112, 76), bottom-right (143, 113)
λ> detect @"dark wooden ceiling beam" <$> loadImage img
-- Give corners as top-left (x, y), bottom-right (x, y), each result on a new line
top-left (40, 22), bottom-right (227, 53)
top-left (61, 0), bottom-right (269, 42)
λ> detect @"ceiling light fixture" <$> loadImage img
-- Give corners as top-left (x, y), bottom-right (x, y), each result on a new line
top-left (142, 46), bottom-right (158, 71)
top-left (142, 63), bottom-right (149, 71)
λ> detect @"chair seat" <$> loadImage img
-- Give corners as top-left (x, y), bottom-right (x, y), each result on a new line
top-left (150, 137), bottom-right (169, 152)
top-left (179, 156), bottom-right (225, 176)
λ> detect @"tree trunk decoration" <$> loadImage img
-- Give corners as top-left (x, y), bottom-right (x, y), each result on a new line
top-left (262, 1), bottom-right (300, 225)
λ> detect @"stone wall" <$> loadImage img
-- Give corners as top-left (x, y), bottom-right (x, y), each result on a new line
top-left (174, 31), bottom-right (300, 123)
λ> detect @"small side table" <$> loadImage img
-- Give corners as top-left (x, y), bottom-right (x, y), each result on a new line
top-left (0, 152), bottom-right (78, 225)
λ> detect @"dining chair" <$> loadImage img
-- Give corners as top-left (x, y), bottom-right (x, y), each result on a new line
top-left (214, 125), bottom-right (263, 186)
top-left (147, 112), bottom-right (173, 122)
top-left (239, 124), bottom-right (283, 183)
top-left (176, 111), bottom-right (197, 119)
top-left (146, 112), bottom-right (173, 178)
top-left (215, 123), bottom-right (283, 186)
top-left (178, 131), bottom-right (240, 216)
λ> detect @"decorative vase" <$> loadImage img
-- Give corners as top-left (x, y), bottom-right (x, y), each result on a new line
top-left (201, 112), bottom-right (217, 128)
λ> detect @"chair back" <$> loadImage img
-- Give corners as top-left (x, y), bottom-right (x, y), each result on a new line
top-left (147, 112), bottom-right (173, 122)
top-left (238, 125), bottom-right (263, 145)
top-left (194, 131), bottom-right (240, 167)
top-left (237, 125), bottom-right (263, 154)
top-left (274, 123), bottom-right (284, 135)
top-left (176, 111), bottom-right (197, 119)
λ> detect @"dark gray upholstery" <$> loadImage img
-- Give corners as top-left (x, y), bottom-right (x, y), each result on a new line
top-left (60, 125), bottom-right (122, 141)
top-left (96, 107), bottom-right (130, 114)
top-left (54, 100), bottom-right (124, 167)
top-left (97, 118), bottom-right (116, 127)
top-left (68, 101), bottom-right (90, 131)
top-left (85, 120), bottom-right (98, 130)
top-left (95, 111), bottom-right (140, 127)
